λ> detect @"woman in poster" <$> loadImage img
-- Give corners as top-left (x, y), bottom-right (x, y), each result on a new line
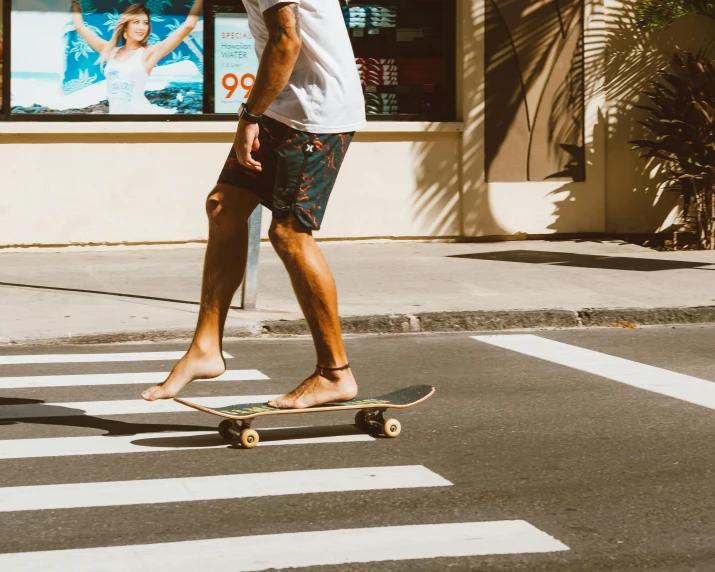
top-left (70, 0), bottom-right (203, 114)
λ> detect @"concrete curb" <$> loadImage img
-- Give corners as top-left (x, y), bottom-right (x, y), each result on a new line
top-left (3, 305), bottom-right (715, 347)
top-left (263, 306), bottom-right (715, 336)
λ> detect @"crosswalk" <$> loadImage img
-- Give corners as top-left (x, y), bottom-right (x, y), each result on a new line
top-left (0, 369), bottom-right (268, 389)
top-left (0, 522), bottom-right (569, 572)
top-left (0, 345), bottom-right (570, 570)
top-left (473, 334), bottom-right (715, 410)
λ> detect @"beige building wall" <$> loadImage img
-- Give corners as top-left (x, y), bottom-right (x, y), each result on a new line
top-left (0, 0), bottom-right (710, 247)
top-left (0, 123), bottom-right (464, 246)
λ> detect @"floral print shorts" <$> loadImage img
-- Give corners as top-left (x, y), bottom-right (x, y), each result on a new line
top-left (218, 116), bottom-right (355, 230)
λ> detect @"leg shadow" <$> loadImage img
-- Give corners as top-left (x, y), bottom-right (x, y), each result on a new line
top-left (0, 397), bottom-right (212, 436)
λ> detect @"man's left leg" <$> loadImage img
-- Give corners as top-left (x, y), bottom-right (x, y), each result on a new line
top-left (267, 214), bottom-right (358, 409)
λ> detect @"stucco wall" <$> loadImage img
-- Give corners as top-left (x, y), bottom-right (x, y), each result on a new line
top-left (0, 126), bottom-right (464, 245)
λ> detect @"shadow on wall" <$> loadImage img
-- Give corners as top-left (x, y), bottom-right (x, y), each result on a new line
top-left (485, 0), bottom-right (585, 182)
top-left (601, 6), bottom-right (714, 234)
top-left (546, 108), bottom-right (607, 233)
top-left (409, 132), bottom-right (463, 236)
top-left (547, 0), bottom-right (681, 235)
top-left (391, 0), bottom-right (712, 238)
top-left (410, 1), bottom-right (507, 238)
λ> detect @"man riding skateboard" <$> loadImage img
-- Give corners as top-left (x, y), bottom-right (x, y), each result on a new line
top-left (142, 0), bottom-right (365, 408)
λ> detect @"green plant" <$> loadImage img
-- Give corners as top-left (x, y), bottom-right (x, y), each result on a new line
top-left (636, 0), bottom-right (715, 30)
top-left (630, 52), bottom-right (715, 249)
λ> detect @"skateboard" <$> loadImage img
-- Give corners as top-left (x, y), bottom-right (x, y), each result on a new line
top-left (174, 384), bottom-right (435, 449)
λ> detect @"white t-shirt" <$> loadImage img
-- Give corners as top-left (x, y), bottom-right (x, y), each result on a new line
top-left (244, 0), bottom-right (366, 133)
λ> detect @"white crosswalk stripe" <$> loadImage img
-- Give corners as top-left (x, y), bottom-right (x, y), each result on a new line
top-left (0, 395), bottom-right (279, 420)
top-left (0, 369), bottom-right (268, 389)
top-left (0, 521), bottom-right (569, 571)
top-left (0, 466), bottom-right (450, 512)
top-left (0, 351), bottom-right (233, 366)
top-left (0, 429), bottom-right (375, 460)
top-left (473, 334), bottom-right (715, 410)
top-left (0, 347), bottom-right (570, 569)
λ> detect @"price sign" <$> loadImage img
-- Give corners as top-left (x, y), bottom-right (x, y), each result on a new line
top-left (214, 14), bottom-right (259, 113)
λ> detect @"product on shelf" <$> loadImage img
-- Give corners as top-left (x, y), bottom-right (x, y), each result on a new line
top-left (357, 57), bottom-right (400, 86)
top-left (342, 5), bottom-right (397, 28)
top-left (364, 83), bottom-right (400, 115)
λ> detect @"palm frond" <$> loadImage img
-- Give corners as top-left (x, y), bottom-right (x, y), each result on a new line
top-left (636, 0), bottom-right (715, 29)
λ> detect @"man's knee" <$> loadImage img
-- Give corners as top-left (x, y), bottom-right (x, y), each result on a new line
top-left (269, 216), bottom-right (310, 257)
top-left (205, 184), bottom-right (258, 231)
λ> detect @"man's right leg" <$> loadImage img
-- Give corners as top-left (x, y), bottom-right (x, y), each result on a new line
top-left (142, 184), bottom-right (261, 401)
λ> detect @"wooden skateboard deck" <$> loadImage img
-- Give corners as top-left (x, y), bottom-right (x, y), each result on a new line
top-left (174, 384), bottom-right (435, 449)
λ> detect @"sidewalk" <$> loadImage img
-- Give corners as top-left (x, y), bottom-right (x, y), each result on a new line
top-left (1, 239), bottom-right (715, 345)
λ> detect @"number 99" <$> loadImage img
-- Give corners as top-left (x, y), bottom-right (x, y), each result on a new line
top-left (222, 73), bottom-right (256, 99)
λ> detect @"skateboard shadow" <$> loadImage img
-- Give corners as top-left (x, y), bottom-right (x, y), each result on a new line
top-left (0, 397), bottom-right (212, 436)
top-left (132, 424), bottom-right (365, 449)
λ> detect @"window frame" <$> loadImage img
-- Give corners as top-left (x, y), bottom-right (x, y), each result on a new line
top-left (0, 0), bottom-right (457, 123)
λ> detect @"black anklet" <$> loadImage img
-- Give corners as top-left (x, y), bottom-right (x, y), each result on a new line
top-left (316, 363), bottom-right (350, 375)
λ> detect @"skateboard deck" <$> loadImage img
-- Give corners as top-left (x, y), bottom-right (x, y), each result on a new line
top-left (174, 384), bottom-right (435, 449)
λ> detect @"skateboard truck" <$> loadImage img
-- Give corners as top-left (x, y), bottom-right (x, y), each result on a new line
top-left (218, 419), bottom-right (260, 449)
top-left (355, 408), bottom-right (401, 439)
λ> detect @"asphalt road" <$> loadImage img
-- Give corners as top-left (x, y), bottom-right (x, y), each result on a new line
top-left (0, 325), bottom-right (714, 571)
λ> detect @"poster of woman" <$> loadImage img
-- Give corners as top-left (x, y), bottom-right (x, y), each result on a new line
top-left (11, 0), bottom-right (204, 115)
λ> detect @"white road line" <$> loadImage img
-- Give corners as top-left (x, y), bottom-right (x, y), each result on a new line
top-left (473, 334), bottom-right (715, 410)
top-left (0, 521), bottom-right (569, 571)
top-left (0, 351), bottom-right (233, 366)
top-left (0, 466), bottom-right (450, 512)
top-left (0, 370), bottom-right (269, 389)
top-left (0, 395), bottom-right (279, 420)
top-left (0, 429), bottom-right (375, 460)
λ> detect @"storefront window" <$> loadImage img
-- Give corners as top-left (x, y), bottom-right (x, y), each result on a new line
top-left (1, 0), bottom-right (456, 121)
top-left (345, 0), bottom-right (456, 121)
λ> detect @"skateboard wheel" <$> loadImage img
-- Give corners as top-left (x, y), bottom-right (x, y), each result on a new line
top-left (218, 420), bottom-right (234, 440)
top-left (382, 418), bottom-right (401, 438)
top-left (240, 429), bottom-right (260, 449)
top-left (354, 411), bottom-right (370, 432)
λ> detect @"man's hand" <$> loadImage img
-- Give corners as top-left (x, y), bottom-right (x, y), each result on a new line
top-left (234, 120), bottom-right (262, 172)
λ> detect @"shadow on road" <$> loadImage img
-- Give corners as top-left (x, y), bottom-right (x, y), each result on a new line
top-left (0, 397), bottom-right (212, 436)
top-left (450, 250), bottom-right (715, 272)
top-left (133, 424), bottom-right (366, 449)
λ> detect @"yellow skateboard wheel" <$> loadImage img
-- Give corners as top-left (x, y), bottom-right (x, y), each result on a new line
top-left (382, 418), bottom-right (401, 438)
top-left (240, 428), bottom-right (260, 449)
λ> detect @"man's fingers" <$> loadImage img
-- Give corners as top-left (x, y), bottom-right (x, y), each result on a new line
top-left (240, 147), bottom-right (262, 171)
top-left (235, 123), bottom-right (262, 171)
top-left (245, 155), bottom-right (263, 171)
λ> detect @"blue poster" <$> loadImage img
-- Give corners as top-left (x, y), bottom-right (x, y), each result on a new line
top-left (11, 0), bottom-right (204, 114)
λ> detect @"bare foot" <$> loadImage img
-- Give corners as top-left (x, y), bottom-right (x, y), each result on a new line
top-left (268, 368), bottom-right (358, 409)
top-left (141, 347), bottom-right (226, 401)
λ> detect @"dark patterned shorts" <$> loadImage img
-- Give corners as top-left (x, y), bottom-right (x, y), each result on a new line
top-left (217, 115), bottom-right (355, 230)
